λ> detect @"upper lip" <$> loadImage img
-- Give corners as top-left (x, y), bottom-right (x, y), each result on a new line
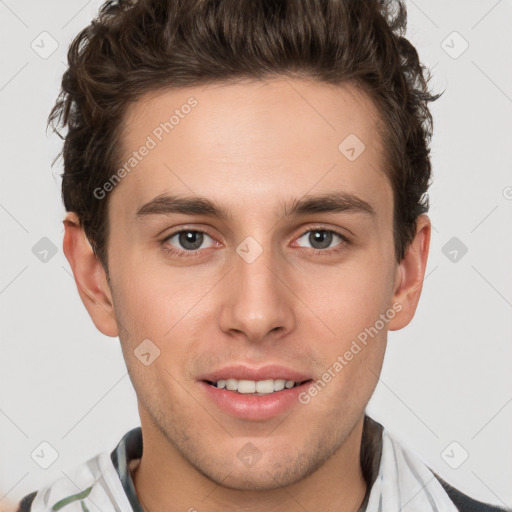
top-left (198, 365), bottom-right (312, 383)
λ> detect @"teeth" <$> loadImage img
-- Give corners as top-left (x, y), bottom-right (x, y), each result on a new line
top-left (237, 380), bottom-right (256, 393)
top-left (211, 378), bottom-right (301, 394)
top-left (273, 379), bottom-right (286, 391)
top-left (225, 378), bottom-right (238, 391)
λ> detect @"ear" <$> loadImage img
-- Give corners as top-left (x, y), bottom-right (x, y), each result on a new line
top-left (388, 214), bottom-right (431, 331)
top-left (62, 212), bottom-right (118, 338)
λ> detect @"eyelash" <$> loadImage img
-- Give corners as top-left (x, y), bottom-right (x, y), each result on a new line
top-left (161, 227), bottom-right (350, 258)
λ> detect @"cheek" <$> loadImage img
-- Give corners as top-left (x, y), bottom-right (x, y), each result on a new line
top-left (109, 251), bottom-right (224, 359)
top-left (297, 258), bottom-right (394, 343)
top-left (109, 255), bottom-right (175, 343)
top-left (110, 266), bottom-right (195, 391)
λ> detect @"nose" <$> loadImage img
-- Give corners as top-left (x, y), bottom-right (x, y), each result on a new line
top-left (218, 240), bottom-right (296, 344)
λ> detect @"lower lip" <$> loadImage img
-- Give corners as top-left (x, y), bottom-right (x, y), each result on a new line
top-left (199, 380), bottom-right (312, 421)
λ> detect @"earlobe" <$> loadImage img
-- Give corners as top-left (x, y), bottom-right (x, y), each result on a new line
top-left (62, 212), bottom-right (119, 338)
top-left (388, 214), bottom-right (431, 331)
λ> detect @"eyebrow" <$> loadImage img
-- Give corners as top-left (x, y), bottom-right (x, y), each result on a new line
top-left (135, 191), bottom-right (376, 220)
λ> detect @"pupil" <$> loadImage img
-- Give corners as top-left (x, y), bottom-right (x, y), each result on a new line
top-left (310, 230), bottom-right (332, 249)
top-left (179, 231), bottom-right (203, 250)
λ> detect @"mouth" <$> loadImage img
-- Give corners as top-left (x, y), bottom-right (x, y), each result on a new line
top-left (199, 378), bottom-right (314, 420)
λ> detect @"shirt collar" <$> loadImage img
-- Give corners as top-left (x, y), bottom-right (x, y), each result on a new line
top-left (110, 424), bottom-right (144, 512)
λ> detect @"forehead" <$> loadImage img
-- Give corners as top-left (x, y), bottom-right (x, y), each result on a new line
top-left (111, 77), bottom-right (391, 221)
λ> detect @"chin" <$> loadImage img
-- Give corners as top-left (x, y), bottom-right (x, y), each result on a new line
top-left (205, 466), bottom-right (299, 491)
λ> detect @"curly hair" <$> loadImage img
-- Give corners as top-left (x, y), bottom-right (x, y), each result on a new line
top-left (48, 0), bottom-right (442, 273)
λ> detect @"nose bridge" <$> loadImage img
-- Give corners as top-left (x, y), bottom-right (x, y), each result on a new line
top-left (219, 233), bottom-right (295, 341)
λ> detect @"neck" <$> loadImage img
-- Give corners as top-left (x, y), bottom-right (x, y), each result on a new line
top-left (131, 415), bottom-right (367, 512)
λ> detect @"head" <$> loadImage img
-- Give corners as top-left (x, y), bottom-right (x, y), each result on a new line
top-left (55, 0), bottom-right (440, 491)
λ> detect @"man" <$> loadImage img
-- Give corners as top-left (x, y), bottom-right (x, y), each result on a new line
top-left (15, 0), bottom-right (509, 510)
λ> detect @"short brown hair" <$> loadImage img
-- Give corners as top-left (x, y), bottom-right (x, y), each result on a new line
top-left (48, 0), bottom-right (442, 274)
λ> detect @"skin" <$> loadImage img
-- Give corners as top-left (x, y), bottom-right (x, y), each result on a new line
top-left (63, 77), bottom-right (430, 512)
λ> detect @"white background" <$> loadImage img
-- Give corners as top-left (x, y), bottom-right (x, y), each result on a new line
top-left (1, 0), bottom-right (511, 507)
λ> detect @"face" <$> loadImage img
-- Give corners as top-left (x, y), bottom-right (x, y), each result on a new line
top-left (102, 78), bottom-right (400, 489)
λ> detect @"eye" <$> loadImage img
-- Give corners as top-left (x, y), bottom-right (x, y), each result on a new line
top-left (294, 228), bottom-right (349, 254)
top-left (162, 229), bottom-right (216, 256)
top-left (161, 226), bottom-right (349, 259)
